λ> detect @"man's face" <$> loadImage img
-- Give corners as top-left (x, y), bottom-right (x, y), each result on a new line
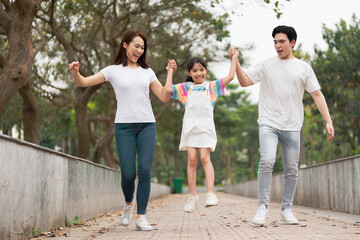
top-left (273, 33), bottom-right (295, 59)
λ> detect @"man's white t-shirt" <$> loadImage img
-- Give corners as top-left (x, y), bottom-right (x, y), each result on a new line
top-left (247, 57), bottom-right (321, 131)
top-left (101, 64), bottom-right (157, 123)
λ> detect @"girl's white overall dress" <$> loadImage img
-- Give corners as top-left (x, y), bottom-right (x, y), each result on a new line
top-left (179, 83), bottom-right (217, 151)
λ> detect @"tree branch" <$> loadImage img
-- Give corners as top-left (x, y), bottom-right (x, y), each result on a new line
top-left (155, 102), bottom-right (170, 121)
top-left (0, 2), bottom-right (10, 33)
top-left (33, 21), bottom-right (50, 56)
top-left (0, 0), bottom-right (12, 11)
top-left (0, 54), bottom-right (5, 68)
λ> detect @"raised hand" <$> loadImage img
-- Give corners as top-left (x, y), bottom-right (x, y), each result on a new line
top-left (233, 49), bottom-right (240, 58)
top-left (227, 46), bottom-right (237, 58)
top-left (68, 61), bottom-right (79, 75)
top-left (166, 59), bottom-right (177, 72)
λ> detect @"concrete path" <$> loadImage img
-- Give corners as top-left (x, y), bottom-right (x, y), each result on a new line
top-left (38, 192), bottom-right (360, 240)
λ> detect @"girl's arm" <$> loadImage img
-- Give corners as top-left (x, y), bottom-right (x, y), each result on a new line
top-left (222, 50), bottom-right (239, 85)
top-left (227, 46), bottom-right (253, 87)
top-left (150, 59), bottom-right (177, 102)
top-left (68, 61), bottom-right (106, 87)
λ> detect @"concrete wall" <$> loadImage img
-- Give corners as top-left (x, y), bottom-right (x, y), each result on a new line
top-left (0, 134), bottom-right (171, 240)
top-left (225, 155), bottom-right (360, 215)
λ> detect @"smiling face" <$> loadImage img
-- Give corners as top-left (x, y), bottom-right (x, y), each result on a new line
top-left (123, 36), bottom-right (145, 66)
top-left (188, 63), bottom-right (207, 84)
top-left (274, 33), bottom-right (295, 59)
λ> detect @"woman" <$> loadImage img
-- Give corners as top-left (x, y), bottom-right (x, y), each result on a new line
top-left (68, 30), bottom-right (176, 231)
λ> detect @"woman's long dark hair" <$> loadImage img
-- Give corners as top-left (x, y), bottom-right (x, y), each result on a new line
top-left (113, 30), bottom-right (149, 68)
top-left (186, 57), bottom-right (207, 82)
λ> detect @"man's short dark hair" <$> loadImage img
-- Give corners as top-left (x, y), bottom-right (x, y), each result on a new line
top-left (272, 25), bottom-right (297, 46)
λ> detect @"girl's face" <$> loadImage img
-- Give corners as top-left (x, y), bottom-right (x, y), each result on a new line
top-left (123, 36), bottom-right (145, 65)
top-left (188, 63), bottom-right (207, 84)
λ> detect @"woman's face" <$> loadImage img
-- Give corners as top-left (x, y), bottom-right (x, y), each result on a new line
top-left (123, 36), bottom-right (145, 64)
top-left (188, 63), bottom-right (207, 84)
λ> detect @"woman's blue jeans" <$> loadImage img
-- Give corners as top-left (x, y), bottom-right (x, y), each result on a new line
top-left (115, 122), bottom-right (156, 215)
top-left (258, 124), bottom-right (300, 209)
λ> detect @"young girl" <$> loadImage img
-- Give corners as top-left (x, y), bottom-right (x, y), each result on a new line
top-left (170, 51), bottom-right (239, 212)
top-left (69, 30), bottom-right (176, 230)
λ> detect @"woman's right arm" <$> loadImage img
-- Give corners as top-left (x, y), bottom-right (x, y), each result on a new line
top-left (68, 61), bottom-right (106, 87)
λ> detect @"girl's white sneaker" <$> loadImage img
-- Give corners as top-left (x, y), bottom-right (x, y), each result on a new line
top-left (184, 194), bottom-right (199, 212)
top-left (205, 192), bottom-right (219, 207)
top-left (135, 215), bottom-right (153, 231)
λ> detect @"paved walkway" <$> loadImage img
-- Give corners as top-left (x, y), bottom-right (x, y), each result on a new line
top-left (40, 193), bottom-right (359, 240)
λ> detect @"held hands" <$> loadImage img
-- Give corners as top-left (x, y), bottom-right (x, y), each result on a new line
top-left (228, 46), bottom-right (239, 59)
top-left (68, 61), bottom-right (79, 75)
top-left (166, 59), bottom-right (177, 72)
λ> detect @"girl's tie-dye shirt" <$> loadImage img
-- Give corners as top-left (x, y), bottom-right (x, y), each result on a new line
top-left (170, 79), bottom-right (225, 107)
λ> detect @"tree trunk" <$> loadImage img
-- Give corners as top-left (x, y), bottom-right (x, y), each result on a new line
top-left (67, 136), bottom-right (72, 155)
top-left (173, 130), bottom-right (179, 178)
top-left (249, 145), bottom-right (255, 180)
top-left (299, 131), bottom-right (306, 168)
top-left (73, 84), bottom-right (102, 158)
top-left (103, 145), bottom-right (118, 169)
top-left (0, 0), bottom-right (41, 117)
top-left (90, 123), bottom-right (117, 167)
top-left (19, 81), bottom-right (39, 144)
top-left (75, 88), bottom-right (91, 158)
top-left (226, 138), bottom-right (231, 184)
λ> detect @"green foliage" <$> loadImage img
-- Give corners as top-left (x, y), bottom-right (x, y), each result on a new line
top-left (306, 15), bottom-right (360, 161)
top-left (65, 216), bottom-right (81, 227)
top-left (27, 227), bottom-right (41, 238)
top-left (1, 0), bottom-right (295, 186)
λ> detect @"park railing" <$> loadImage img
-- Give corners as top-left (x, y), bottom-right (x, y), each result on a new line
top-left (0, 134), bottom-right (171, 240)
top-left (225, 155), bottom-right (360, 215)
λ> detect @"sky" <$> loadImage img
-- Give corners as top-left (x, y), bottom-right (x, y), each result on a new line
top-left (212, 0), bottom-right (360, 103)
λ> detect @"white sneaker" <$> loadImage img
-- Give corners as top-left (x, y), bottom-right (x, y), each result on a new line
top-left (184, 194), bottom-right (199, 213)
top-left (121, 201), bottom-right (135, 226)
top-left (253, 205), bottom-right (268, 225)
top-left (205, 192), bottom-right (219, 207)
top-left (135, 215), bottom-right (153, 231)
top-left (281, 208), bottom-right (299, 225)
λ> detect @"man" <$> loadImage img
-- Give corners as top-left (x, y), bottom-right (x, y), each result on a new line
top-left (228, 25), bottom-right (334, 225)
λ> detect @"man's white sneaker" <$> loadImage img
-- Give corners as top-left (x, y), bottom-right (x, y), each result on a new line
top-left (135, 215), bottom-right (153, 231)
top-left (184, 194), bottom-right (199, 213)
top-left (121, 201), bottom-right (135, 226)
top-left (253, 205), bottom-right (268, 225)
top-left (281, 208), bottom-right (299, 225)
top-left (205, 192), bottom-right (219, 207)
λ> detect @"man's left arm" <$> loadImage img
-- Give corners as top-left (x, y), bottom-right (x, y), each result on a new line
top-left (310, 89), bottom-right (335, 141)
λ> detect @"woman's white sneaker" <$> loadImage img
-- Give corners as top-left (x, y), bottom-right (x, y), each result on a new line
top-left (281, 208), bottom-right (299, 224)
top-left (121, 201), bottom-right (135, 226)
top-left (184, 194), bottom-right (199, 213)
top-left (205, 192), bottom-right (219, 207)
top-left (135, 215), bottom-right (153, 231)
top-left (253, 205), bottom-right (268, 225)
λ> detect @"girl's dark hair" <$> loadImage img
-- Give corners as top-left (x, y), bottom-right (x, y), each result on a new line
top-left (113, 30), bottom-right (149, 68)
top-left (272, 25), bottom-right (297, 48)
top-left (186, 57), bottom-right (207, 82)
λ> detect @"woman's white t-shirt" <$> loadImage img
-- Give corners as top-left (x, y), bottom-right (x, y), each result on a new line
top-left (247, 57), bottom-right (321, 131)
top-left (101, 64), bottom-right (157, 123)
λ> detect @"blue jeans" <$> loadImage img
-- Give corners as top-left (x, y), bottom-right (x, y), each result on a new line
top-left (258, 124), bottom-right (300, 209)
top-left (115, 122), bottom-right (156, 214)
